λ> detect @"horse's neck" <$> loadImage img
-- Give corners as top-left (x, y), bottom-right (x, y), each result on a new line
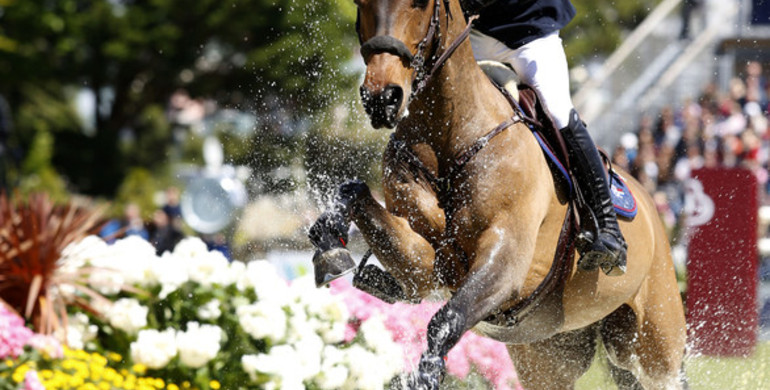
top-left (403, 41), bottom-right (515, 163)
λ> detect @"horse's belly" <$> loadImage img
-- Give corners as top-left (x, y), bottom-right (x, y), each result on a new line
top-left (473, 291), bottom-right (566, 344)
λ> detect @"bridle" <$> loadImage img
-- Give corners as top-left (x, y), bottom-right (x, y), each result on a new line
top-left (357, 0), bottom-right (477, 104)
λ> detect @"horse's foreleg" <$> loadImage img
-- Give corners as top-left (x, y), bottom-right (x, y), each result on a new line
top-left (411, 226), bottom-right (536, 389)
top-left (348, 185), bottom-right (442, 300)
top-left (308, 180), bottom-right (369, 286)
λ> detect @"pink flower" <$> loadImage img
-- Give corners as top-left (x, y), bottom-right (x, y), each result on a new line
top-left (26, 334), bottom-right (63, 359)
top-left (331, 279), bottom-right (521, 389)
top-left (23, 370), bottom-right (45, 390)
top-left (0, 305), bottom-right (34, 359)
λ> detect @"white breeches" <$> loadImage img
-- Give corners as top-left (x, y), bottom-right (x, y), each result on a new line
top-left (470, 29), bottom-right (574, 129)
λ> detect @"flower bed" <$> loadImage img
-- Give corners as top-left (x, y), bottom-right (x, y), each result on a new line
top-left (1, 235), bottom-right (522, 389)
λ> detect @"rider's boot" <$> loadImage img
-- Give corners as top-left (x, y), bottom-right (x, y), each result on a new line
top-left (560, 109), bottom-right (627, 276)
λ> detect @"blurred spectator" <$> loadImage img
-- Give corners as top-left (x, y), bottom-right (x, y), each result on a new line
top-left (162, 186), bottom-right (182, 221)
top-left (100, 203), bottom-right (149, 243)
top-left (679, 0), bottom-right (702, 40)
top-left (203, 233), bottom-right (231, 261)
top-left (612, 66), bottom-right (770, 241)
top-left (149, 209), bottom-right (184, 255)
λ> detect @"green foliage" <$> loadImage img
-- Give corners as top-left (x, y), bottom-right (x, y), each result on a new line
top-left (113, 168), bottom-right (169, 220)
top-left (0, 0), bottom-right (360, 196)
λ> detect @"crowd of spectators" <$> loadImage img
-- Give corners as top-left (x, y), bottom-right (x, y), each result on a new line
top-left (99, 187), bottom-right (185, 255)
top-left (609, 61), bottom-right (770, 241)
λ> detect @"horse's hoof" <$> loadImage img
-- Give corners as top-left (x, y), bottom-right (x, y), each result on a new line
top-left (313, 247), bottom-right (357, 287)
top-left (353, 264), bottom-right (413, 304)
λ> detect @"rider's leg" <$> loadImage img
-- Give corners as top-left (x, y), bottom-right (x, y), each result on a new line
top-left (561, 110), bottom-right (627, 275)
top-left (470, 30), bottom-right (627, 275)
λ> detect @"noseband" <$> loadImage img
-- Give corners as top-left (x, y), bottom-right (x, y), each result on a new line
top-left (358, 0), bottom-right (476, 102)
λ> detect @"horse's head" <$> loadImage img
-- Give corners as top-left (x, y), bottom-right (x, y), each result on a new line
top-left (355, 0), bottom-right (450, 129)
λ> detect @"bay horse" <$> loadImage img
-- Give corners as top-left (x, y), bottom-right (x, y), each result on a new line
top-left (309, 0), bottom-right (686, 388)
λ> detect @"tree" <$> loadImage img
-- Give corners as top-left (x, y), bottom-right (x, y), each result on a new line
top-left (0, 0), bottom-right (360, 196)
top-left (564, 0), bottom-right (662, 63)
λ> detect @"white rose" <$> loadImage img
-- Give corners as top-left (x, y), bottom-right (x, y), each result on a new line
top-left (187, 250), bottom-right (232, 287)
top-left (287, 275), bottom-right (319, 306)
top-left (87, 268), bottom-right (125, 296)
top-left (317, 365), bottom-right (349, 390)
top-left (172, 237), bottom-right (209, 258)
top-left (152, 252), bottom-right (189, 299)
top-left (237, 302), bottom-right (287, 342)
top-left (197, 299), bottom-right (222, 321)
top-left (176, 322), bottom-right (222, 368)
top-left (60, 235), bottom-right (109, 274)
top-left (316, 345), bottom-right (349, 390)
top-left (59, 313), bottom-right (98, 350)
top-left (106, 298), bottom-right (148, 334)
top-left (241, 354), bottom-right (260, 382)
top-left (130, 329), bottom-right (177, 369)
top-left (293, 334), bottom-right (323, 380)
top-left (238, 261), bottom-right (289, 304)
top-left (245, 345), bottom-right (305, 389)
top-left (108, 235), bottom-right (159, 286)
top-left (360, 315), bottom-right (403, 377)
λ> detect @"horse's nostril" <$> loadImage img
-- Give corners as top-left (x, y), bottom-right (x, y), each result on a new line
top-left (360, 84), bottom-right (404, 128)
top-left (382, 85), bottom-right (403, 108)
top-left (360, 86), bottom-right (371, 104)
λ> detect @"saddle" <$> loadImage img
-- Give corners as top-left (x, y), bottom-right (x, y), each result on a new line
top-left (480, 61), bottom-right (637, 221)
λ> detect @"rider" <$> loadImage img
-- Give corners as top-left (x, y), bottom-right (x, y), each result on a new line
top-left (461, 0), bottom-right (628, 275)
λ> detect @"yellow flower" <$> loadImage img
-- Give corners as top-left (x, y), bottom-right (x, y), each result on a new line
top-left (12, 363), bottom-right (31, 383)
top-left (167, 384), bottom-right (180, 390)
top-left (182, 381), bottom-right (191, 388)
top-left (132, 363), bottom-right (148, 375)
top-left (78, 383), bottom-right (98, 390)
top-left (91, 353), bottom-right (107, 367)
top-left (209, 380), bottom-right (221, 390)
top-left (108, 352), bottom-right (123, 362)
top-left (112, 374), bottom-right (125, 388)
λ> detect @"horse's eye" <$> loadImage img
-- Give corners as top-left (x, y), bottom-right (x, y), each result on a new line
top-left (413, 0), bottom-right (429, 8)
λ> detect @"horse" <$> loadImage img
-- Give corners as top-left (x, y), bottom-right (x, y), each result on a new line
top-left (309, 0), bottom-right (686, 388)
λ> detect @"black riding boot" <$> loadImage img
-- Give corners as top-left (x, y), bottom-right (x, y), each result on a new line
top-left (561, 109), bottom-right (627, 276)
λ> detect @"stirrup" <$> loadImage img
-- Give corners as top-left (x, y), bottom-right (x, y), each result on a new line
top-left (576, 231), bottom-right (627, 276)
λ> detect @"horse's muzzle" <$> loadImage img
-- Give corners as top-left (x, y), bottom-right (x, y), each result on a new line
top-left (360, 84), bottom-right (404, 129)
